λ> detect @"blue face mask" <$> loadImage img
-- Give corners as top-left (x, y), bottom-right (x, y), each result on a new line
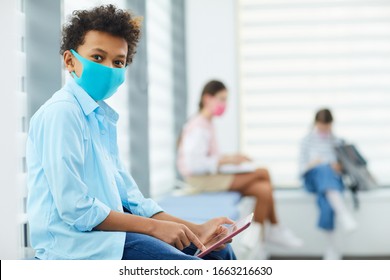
top-left (70, 49), bottom-right (126, 101)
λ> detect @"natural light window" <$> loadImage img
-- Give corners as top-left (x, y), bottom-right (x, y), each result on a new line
top-left (237, 0), bottom-right (390, 187)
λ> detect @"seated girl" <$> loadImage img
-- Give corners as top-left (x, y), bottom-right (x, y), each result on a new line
top-left (177, 80), bottom-right (303, 250)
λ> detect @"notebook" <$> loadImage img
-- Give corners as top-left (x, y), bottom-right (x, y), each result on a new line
top-left (219, 162), bottom-right (257, 174)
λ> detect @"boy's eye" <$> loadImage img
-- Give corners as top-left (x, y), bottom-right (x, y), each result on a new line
top-left (92, 55), bottom-right (103, 61)
top-left (114, 60), bottom-right (125, 68)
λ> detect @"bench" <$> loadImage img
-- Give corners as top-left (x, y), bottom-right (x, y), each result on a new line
top-left (158, 187), bottom-right (390, 259)
top-left (268, 187), bottom-right (390, 258)
top-left (157, 191), bottom-right (242, 223)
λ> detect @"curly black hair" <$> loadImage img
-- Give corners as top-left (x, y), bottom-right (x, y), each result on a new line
top-left (60, 4), bottom-right (141, 65)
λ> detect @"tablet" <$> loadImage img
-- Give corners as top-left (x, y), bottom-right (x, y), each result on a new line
top-left (196, 213), bottom-right (254, 258)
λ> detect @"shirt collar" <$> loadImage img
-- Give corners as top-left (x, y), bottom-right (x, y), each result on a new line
top-left (97, 100), bottom-right (119, 123)
top-left (64, 77), bottom-right (119, 123)
top-left (64, 77), bottom-right (98, 116)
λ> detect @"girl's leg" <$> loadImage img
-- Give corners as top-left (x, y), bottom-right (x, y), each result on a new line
top-left (326, 190), bottom-right (357, 232)
top-left (229, 168), bottom-right (277, 224)
top-left (317, 193), bottom-right (335, 231)
top-left (310, 164), bottom-right (357, 232)
top-left (230, 168), bottom-right (303, 248)
top-left (323, 230), bottom-right (341, 260)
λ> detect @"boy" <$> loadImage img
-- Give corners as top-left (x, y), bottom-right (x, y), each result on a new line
top-left (26, 4), bottom-right (235, 260)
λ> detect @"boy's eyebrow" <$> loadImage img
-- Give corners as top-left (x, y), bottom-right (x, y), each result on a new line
top-left (90, 48), bottom-right (107, 54)
top-left (91, 48), bottom-right (126, 58)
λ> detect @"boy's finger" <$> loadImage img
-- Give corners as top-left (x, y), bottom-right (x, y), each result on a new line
top-left (219, 216), bottom-right (234, 225)
top-left (185, 228), bottom-right (206, 252)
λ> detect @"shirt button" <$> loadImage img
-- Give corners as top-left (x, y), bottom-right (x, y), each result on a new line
top-left (101, 130), bottom-right (106, 135)
top-left (112, 180), bottom-right (115, 186)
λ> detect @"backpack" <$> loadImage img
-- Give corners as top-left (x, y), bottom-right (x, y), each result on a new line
top-left (334, 143), bottom-right (378, 209)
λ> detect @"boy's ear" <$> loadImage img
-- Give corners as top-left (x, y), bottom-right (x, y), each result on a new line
top-left (63, 50), bottom-right (75, 73)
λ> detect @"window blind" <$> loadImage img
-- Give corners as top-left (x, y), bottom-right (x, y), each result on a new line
top-left (147, 0), bottom-right (175, 198)
top-left (238, 0), bottom-right (390, 187)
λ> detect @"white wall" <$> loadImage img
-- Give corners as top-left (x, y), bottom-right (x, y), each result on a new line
top-left (185, 0), bottom-right (239, 154)
top-left (0, 0), bottom-right (22, 259)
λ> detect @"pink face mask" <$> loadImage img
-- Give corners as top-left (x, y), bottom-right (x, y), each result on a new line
top-left (318, 132), bottom-right (330, 138)
top-left (316, 129), bottom-right (331, 139)
top-left (213, 103), bottom-right (226, 116)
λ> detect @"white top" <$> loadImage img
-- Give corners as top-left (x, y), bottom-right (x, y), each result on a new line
top-left (177, 114), bottom-right (219, 177)
top-left (299, 128), bottom-right (342, 176)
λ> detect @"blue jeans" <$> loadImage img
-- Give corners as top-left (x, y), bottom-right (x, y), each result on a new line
top-left (121, 232), bottom-right (237, 260)
top-left (303, 164), bottom-right (344, 231)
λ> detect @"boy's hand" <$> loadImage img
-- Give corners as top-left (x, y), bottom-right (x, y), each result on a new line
top-left (151, 220), bottom-right (206, 252)
top-left (196, 217), bottom-right (234, 251)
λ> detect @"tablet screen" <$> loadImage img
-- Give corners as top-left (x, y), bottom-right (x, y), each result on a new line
top-left (196, 213), bottom-right (253, 258)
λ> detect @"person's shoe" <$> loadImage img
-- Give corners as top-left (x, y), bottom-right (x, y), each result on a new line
top-left (323, 247), bottom-right (342, 260)
top-left (265, 224), bottom-right (304, 248)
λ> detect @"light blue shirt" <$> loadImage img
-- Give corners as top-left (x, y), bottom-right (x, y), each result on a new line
top-left (26, 78), bottom-right (163, 260)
